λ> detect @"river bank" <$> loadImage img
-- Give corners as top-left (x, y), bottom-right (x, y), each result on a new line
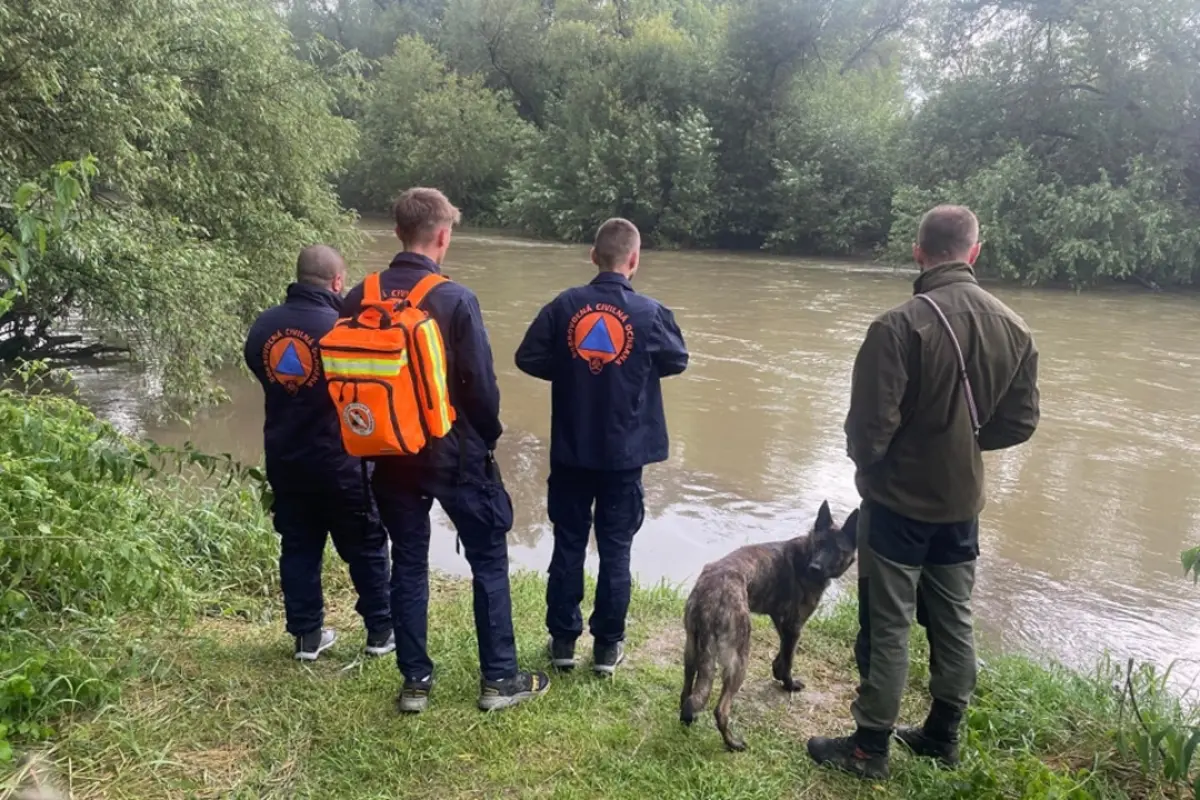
top-left (2, 570), bottom-right (1168, 799)
top-left (64, 226), bottom-right (1200, 688)
top-left (0, 386), bottom-right (1192, 798)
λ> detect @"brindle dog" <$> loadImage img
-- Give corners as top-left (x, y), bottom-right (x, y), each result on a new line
top-left (679, 500), bottom-right (858, 751)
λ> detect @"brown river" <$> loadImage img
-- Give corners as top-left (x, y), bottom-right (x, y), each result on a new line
top-left (73, 224), bottom-right (1200, 681)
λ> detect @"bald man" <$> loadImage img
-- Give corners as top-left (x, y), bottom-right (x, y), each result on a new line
top-left (244, 246), bottom-right (394, 662)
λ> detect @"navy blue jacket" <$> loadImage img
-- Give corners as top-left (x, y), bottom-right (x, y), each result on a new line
top-left (244, 283), bottom-right (358, 488)
top-left (515, 272), bottom-right (688, 471)
top-left (341, 252), bottom-right (503, 473)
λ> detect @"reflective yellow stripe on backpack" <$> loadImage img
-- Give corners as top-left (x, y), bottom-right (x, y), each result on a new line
top-left (418, 324), bottom-right (452, 432)
top-left (323, 353), bottom-right (407, 378)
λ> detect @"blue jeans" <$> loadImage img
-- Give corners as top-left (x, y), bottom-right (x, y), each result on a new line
top-left (545, 466), bottom-right (645, 646)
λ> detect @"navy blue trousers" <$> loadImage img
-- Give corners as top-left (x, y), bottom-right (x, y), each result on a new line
top-left (545, 466), bottom-right (645, 646)
top-left (271, 466), bottom-right (391, 637)
top-left (374, 459), bottom-right (517, 682)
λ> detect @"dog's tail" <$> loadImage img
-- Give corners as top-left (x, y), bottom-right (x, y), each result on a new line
top-left (680, 606), bottom-right (716, 725)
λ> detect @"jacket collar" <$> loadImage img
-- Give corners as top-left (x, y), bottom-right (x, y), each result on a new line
top-left (285, 282), bottom-right (343, 312)
top-left (388, 251), bottom-right (442, 274)
top-left (590, 271), bottom-right (633, 290)
top-left (913, 262), bottom-right (978, 295)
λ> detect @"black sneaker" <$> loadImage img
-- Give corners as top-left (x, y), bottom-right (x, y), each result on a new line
top-left (397, 675), bottom-right (433, 714)
top-left (806, 735), bottom-right (890, 780)
top-left (548, 637), bottom-right (576, 671)
top-left (593, 641), bottom-right (625, 677)
top-left (294, 628), bottom-right (337, 662)
top-left (478, 670), bottom-right (551, 711)
top-left (365, 629), bottom-right (396, 657)
top-left (895, 726), bottom-right (960, 768)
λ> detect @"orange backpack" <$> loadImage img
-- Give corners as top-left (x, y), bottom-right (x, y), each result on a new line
top-left (319, 272), bottom-right (456, 458)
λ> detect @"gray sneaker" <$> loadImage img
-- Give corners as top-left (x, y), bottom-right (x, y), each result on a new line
top-left (593, 641), bottom-right (625, 677)
top-left (365, 629), bottom-right (396, 657)
top-left (398, 675), bottom-right (434, 714)
top-left (294, 628), bottom-right (337, 662)
top-left (478, 670), bottom-right (551, 711)
top-left (548, 637), bottom-right (577, 671)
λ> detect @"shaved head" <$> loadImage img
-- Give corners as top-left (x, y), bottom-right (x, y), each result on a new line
top-left (592, 218), bottom-right (641, 272)
top-left (296, 245), bottom-right (346, 289)
top-left (916, 205), bottom-right (980, 264)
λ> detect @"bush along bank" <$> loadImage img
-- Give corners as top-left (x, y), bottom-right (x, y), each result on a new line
top-left (0, 394), bottom-right (1196, 798)
top-left (0, 378), bottom-right (280, 765)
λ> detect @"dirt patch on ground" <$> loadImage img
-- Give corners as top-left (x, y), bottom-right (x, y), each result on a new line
top-left (739, 673), bottom-right (858, 739)
top-left (635, 623), bottom-right (686, 669)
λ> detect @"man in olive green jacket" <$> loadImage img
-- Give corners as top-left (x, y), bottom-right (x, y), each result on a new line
top-left (808, 205), bottom-right (1040, 779)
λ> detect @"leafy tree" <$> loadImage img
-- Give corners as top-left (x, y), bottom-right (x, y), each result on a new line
top-left (0, 0), bottom-right (358, 406)
top-left (347, 36), bottom-right (534, 218)
top-left (897, 0), bottom-right (1200, 286)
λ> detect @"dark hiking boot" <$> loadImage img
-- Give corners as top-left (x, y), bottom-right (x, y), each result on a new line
top-left (895, 726), bottom-right (960, 767)
top-left (896, 700), bottom-right (963, 767)
top-left (294, 628), bottom-right (337, 662)
top-left (593, 641), bottom-right (625, 677)
top-left (365, 629), bottom-right (396, 657)
top-left (806, 735), bottom-right (890, 780)
top-left (478, 670), bottom-right (551, 711)
top-left (548, 637), bottom-right (577, 671)
top-left (397, 675), bottom-right (434, 714)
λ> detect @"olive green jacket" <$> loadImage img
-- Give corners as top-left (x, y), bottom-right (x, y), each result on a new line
top-left (845, 262), bottom-right (1040, 523)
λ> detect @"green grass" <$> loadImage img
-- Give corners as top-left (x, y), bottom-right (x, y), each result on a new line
top-left (2, 570), bottom-right (1167, 799)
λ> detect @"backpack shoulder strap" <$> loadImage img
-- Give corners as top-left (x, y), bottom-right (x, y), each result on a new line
top-left (362, 272), bottom-right (383, 304)
top-left (406, 273), bottom-right (451, 310)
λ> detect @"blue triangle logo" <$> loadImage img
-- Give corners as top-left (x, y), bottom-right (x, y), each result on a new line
top-left (275, 341), bottom-right (307, 377)
top-left (579, 318), bottom-right (617, 354)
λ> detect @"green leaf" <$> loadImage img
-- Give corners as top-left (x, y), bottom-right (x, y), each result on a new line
top-left (13, 182), bottom-right (38, 209)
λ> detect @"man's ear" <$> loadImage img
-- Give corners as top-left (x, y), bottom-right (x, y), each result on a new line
top-left (966, 241), bottom-right (982, 265)
top-left (590, 247), bottom-right (599, 268)
top-left (436, 227), bottom-right (450, 250)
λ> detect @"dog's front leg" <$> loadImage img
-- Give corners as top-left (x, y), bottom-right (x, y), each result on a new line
top-left (770, 615), bottom-right (805, 692)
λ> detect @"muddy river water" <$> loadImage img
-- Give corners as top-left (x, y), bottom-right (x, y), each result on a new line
top-left (73, 225), bottom-right (1200, 681)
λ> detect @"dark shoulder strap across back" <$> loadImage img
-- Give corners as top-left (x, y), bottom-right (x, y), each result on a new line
top-left (915, 293), bottom-right (981, 438)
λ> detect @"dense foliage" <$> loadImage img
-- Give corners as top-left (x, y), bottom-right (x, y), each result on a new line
top-left (0, 376), bottom-right (277, 759)
top-left (289, 0), bottom-right (1200, 288)
top-left (1, 0), bottom-right (359, 404)
top-left (5, 0), bottom-right (1200, 402)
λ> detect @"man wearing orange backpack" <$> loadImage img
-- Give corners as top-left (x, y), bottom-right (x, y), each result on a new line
top-left (333, 187), bottom-right (549, 713)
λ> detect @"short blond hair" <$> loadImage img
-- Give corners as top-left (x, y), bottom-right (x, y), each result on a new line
top-left (393, 187), bottom-right (462, 247)
top-left (917, 205), bottom-right (979, 261)
top-left (593, 218), bottom-right (640, 271)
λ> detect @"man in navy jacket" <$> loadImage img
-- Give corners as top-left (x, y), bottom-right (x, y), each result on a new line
top-left (244, 245), bottom-right (393, 662)
top-left (341, 188), bottom-right (549, 713)
top-left (515, 218), bottom-right (689, 675)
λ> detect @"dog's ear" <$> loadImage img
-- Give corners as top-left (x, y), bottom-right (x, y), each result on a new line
top-left (815, 500), bottom-right (833, 531)
top-left (840, 509), bottom-right (859, 548)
